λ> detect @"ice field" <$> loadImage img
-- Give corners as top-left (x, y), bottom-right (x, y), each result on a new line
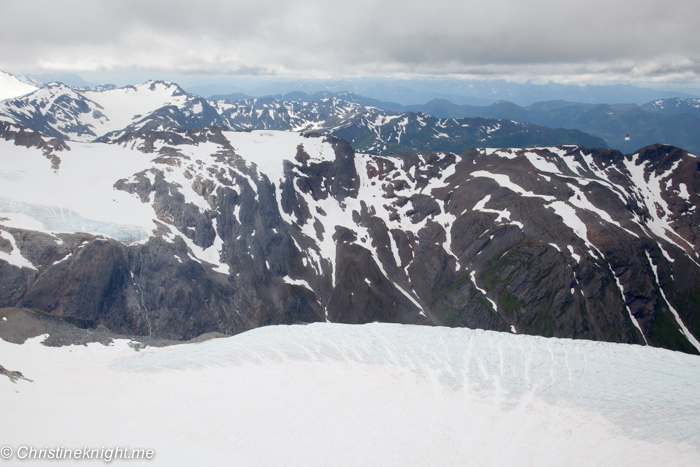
top-left (1, 323), bottom-right (699, 466)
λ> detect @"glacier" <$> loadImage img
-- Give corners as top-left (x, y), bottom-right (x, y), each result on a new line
top-left (1, 323), bottom-right (699, 466)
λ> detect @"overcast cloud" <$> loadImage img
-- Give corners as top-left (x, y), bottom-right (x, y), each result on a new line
top-left (1, 0), bottom-right (698, 85)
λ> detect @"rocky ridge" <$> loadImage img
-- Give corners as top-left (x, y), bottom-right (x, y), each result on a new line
top-left (0, 123), bottom-right (698, 354)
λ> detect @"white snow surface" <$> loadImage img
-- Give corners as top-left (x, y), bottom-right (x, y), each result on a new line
top-left (0, 71), bottom-right (38, 101)
top-left (548, 202), bottom-right (590, 248)
top-left (523, 150), bottom-right (561, 174)
top-left (1, 323), bottom-right (699, 466)
top-left (471, 270), bottom-right (498, 311)
top-left (283, 275), bottom-right (314, 292)
top-left (471, 170), bottom-right (555, 201)
top-left (83, 82), bottom-right (189, 135)
top-left (0, 230), bottom-right (36, 270)
top-left (0, 140), bottom-right (158, 243)
top-left (227, 131), bottom-right (335, 184)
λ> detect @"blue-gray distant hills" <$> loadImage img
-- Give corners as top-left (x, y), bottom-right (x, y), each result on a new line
top-left (398, 98), bottom-right (700, 155)
top-left (193, 78), bottom-right (698, 107)
top-left (255, 93), bottom-right (697, 155)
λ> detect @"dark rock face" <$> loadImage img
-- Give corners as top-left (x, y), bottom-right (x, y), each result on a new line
top-left (1, 127), bottom-right (699, 354)
top-left (0, 121), bottom-right (68, 169)
top-left (19, 239), bottom-right (133, 329)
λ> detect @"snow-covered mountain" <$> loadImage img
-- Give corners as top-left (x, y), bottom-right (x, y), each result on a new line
top-left (1, 118), bottom-right (698, 353)
top-left (0, 78), bottom-right (605, 152)
top-left (0, 80), bottom-right (215, 142)
top-left (1, 322), bottom-right (699, 466)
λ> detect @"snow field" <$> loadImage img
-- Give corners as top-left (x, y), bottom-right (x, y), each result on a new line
top-left (0, 140), bottom-right (158, 243)
top-left (226, 130), bottom-right (335, 185)
top-left (1, 323), bottom-right (699, 467)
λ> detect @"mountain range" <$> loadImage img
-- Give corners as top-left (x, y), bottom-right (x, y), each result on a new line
top-left (4, 70), bottom-right (698, 156)
top-left (210, 90), bottom-right (700, 155)
top-left (0, 77), bottom-right (604, 155)
top-left (1, 70), bottom-right (699, 355)
top-left (187, 77), bottom-right (699, 107)
top-left (392, 98), bottom-right (700, 155)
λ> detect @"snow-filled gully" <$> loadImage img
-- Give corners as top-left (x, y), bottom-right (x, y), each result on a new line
top-left (646, 251), bottom-right (700, 352)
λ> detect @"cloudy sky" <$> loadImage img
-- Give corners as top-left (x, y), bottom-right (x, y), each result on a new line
top-left (1, 0), bottom-right (699, 89)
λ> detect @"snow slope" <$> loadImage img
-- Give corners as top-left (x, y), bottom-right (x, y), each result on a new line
top-left (83, 82), bottom-right (190, 135)
top-left (226, 130), bottom-right (335, 184)
top-left (0, 71), bottom-right (38, 101)
top-left (1, 323), bottom-right (699, 466)
top-left (0, 140), bottom-right (159, 243)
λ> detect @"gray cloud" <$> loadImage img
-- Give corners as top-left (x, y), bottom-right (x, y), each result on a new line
top-left (1, 0), bottom-right (699, 84)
